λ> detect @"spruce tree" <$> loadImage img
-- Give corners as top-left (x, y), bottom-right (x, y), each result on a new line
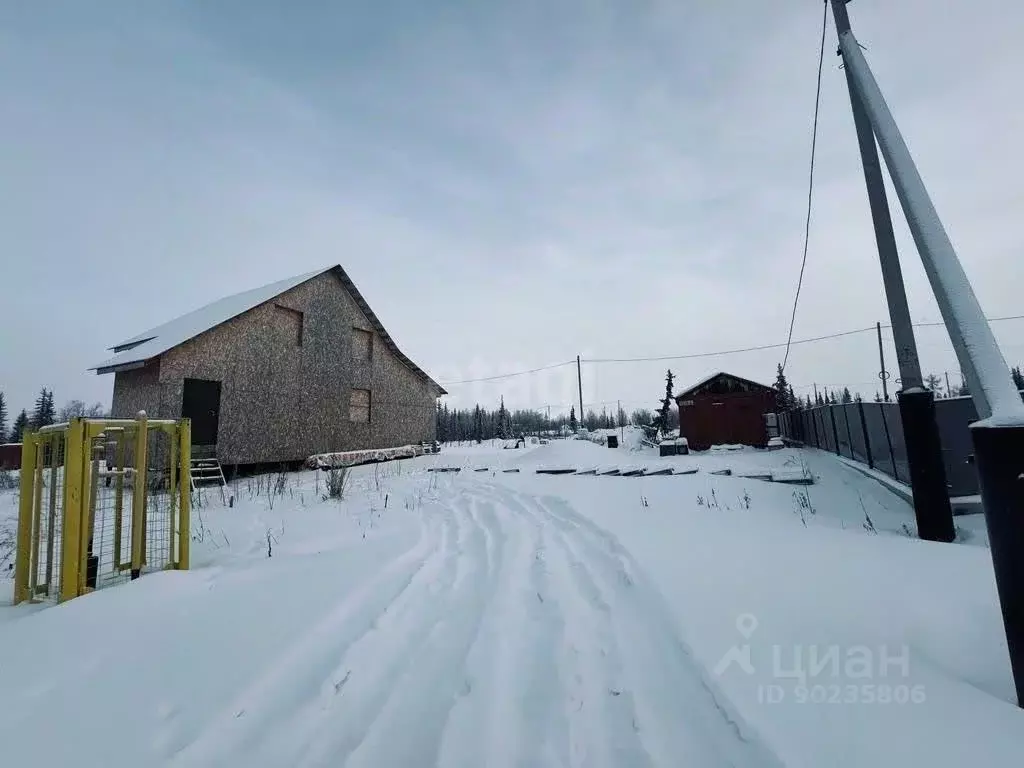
top-left (658, 369), bottom-right (675, 434)
top-left (774, 364), bottom-right (792, 410)
top-left (32, 388), bottom-right (56, 428)
top-left (0, 391), bottom-right (7, 443)
top-left (10, 409), bottom-right (29, 442)
top-left (841, 386), bottom-right (852, 404)
top-left (569, 406), bottom-right (578, 433)
top-left (497, 397), bottom-right (509, 439)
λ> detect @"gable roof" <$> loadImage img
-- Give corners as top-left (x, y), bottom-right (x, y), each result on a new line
top-left (92, 265), bottom-right (445, 394)
top-left (674, 371), bottom-right (774, 400)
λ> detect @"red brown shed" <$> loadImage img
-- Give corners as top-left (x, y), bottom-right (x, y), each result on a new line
top-left (0, 443), bottom-right (21, 470)
top-left (675, 372), bottom-right (777, 451)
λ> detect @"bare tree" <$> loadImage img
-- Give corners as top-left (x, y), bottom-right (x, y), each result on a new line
top-left (58, 399), bottom-right (87, 422)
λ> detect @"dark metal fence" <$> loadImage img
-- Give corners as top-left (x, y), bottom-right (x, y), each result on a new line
top-left (778, 392), bottom-right (1024, 498)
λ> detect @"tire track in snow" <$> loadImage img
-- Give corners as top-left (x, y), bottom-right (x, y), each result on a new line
top-left (436, 486), bottom-right (567, 768)
top-left (252, 495), bottom-right (470, 767)
top-left (329, 488), bottom-right (507, 768)
top-left (482, 484), bottom-right (652, 768)
top-left (534, 493), bottom-right (785, 768)
top-left (169, 503), bottom-right (454, 768)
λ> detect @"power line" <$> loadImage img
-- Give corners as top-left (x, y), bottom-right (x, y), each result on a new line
top-left (584, 326), bottom-right (875, 364)
top-left (438, 314), bottom-right (1024, 383)
top-left (781, 1), bottom-right (829, 374)
top-left (584, 314), bottom-right (1024, 365)
top-left (439, 360), bottom-right (575, 386)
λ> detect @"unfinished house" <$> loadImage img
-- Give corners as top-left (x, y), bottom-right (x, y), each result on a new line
top-left (92, 266), bottom-right (445, 466)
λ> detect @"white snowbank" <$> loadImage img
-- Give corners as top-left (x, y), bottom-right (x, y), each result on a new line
top-left (0, 445), bottom-right (1018, 767)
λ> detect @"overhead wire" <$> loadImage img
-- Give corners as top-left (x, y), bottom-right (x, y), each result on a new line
top-left (780, 1), bottom-right (829, 374)
top-left (439, 360), bottom-right (575, 386)
top-left (437, 315), bottom-right (1024, 386)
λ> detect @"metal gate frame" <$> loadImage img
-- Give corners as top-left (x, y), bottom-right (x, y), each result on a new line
top-left (13, 415), bottom-right (191, 604)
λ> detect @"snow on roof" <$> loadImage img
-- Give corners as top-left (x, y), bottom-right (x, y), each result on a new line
top-left (92, 265), bottom-right (445, 393)
top-left (675, 372), bottom-right (726, 398)
top-left (93, 269), bottom-right (325, 371)
top-left (674, 371), bottom-right (773, 400)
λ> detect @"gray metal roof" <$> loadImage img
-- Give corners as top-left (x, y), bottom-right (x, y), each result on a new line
top-left (92, 265), bottom-right (445, 394)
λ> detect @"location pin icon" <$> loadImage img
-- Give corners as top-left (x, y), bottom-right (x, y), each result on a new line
top-left (736, 613), bottom-right (758, 639)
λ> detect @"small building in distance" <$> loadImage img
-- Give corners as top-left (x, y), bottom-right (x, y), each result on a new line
top-left (675, 372), bottom-right (777, 451)
top-left (92, 265), bottom-right (444, 467)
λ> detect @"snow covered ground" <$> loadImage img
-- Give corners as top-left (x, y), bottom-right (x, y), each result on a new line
top-left (1, 436), bottom-right (1021, 767)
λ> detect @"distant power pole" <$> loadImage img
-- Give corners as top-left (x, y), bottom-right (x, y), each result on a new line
top-left (576, 356), bottom-right (584, 431)
top-left (945, 371), bottom-right (952, 398)
top-left (618, 399), bottom-right (624, 443)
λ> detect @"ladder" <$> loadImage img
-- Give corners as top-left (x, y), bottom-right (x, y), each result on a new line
top-left (190, 456), bottom-right (229, 505)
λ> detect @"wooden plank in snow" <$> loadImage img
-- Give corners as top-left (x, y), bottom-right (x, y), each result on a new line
top-left (644, 467), bottom-right (673, 476)
top-left (770, 469), bottom-right (814, 485)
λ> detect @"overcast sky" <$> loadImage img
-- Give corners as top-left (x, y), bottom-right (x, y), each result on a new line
top-left (2, 0), bottom-right (1022, 419)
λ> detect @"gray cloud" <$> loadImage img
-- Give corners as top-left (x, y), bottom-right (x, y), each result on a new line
top-left (1, 0), bottom-right (1021, 420)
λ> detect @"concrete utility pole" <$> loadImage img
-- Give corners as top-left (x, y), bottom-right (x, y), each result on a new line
top-left (829, 0), bottom-right (1024, 707)
top-left (876, 322), bottom-right (889, 402)
top-left (829, 0), bottom-right (953, 544)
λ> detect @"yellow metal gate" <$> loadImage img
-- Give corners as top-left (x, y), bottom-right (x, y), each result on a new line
top-left (14, 414), bottom-right (191, 604)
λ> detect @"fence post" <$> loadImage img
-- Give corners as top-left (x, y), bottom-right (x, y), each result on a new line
top-left (879, 402), bottom-right (898, 482)
top-left (858, 400), bottom-right (874, 469)
top-left (60, 419), bottom-right (85, 603)
top-left (13, 433), bottom-right (38, 604)
top-left (829, 406), bottom-right (841, 455)
top-left (131, 411), bottom-right (149, 580)
top-left (842, 404), bottom-right (855, 458)
top-left (811, 409), bottom-right (820, 448)
top-left (178, 419), bottom-right (191, 570)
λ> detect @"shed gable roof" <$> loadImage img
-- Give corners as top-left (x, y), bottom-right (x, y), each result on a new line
top-left (675, 371), bottom-right (774, 401)
top-left (92, 265), bottom-right (445, 393)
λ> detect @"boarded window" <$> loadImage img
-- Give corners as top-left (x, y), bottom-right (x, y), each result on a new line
top-left (350, 388), bottom-right (371, 423)
top-left (274, 305), bottom-right (303, 347)
top-left (352, 328), bottom-right (372, 361)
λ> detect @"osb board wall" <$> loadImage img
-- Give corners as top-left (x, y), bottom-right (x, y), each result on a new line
top-left (111, 361), bottom-right (161, 418)
top-left (111, 271), bottom-right (437, 464)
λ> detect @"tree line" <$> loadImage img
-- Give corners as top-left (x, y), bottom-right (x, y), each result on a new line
top-left (435, 398), bottom-right (653, 443)
top-left (0, 388), bottom-right (108, 444)
top-left (772, 363), bottom-right (1024, 411)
